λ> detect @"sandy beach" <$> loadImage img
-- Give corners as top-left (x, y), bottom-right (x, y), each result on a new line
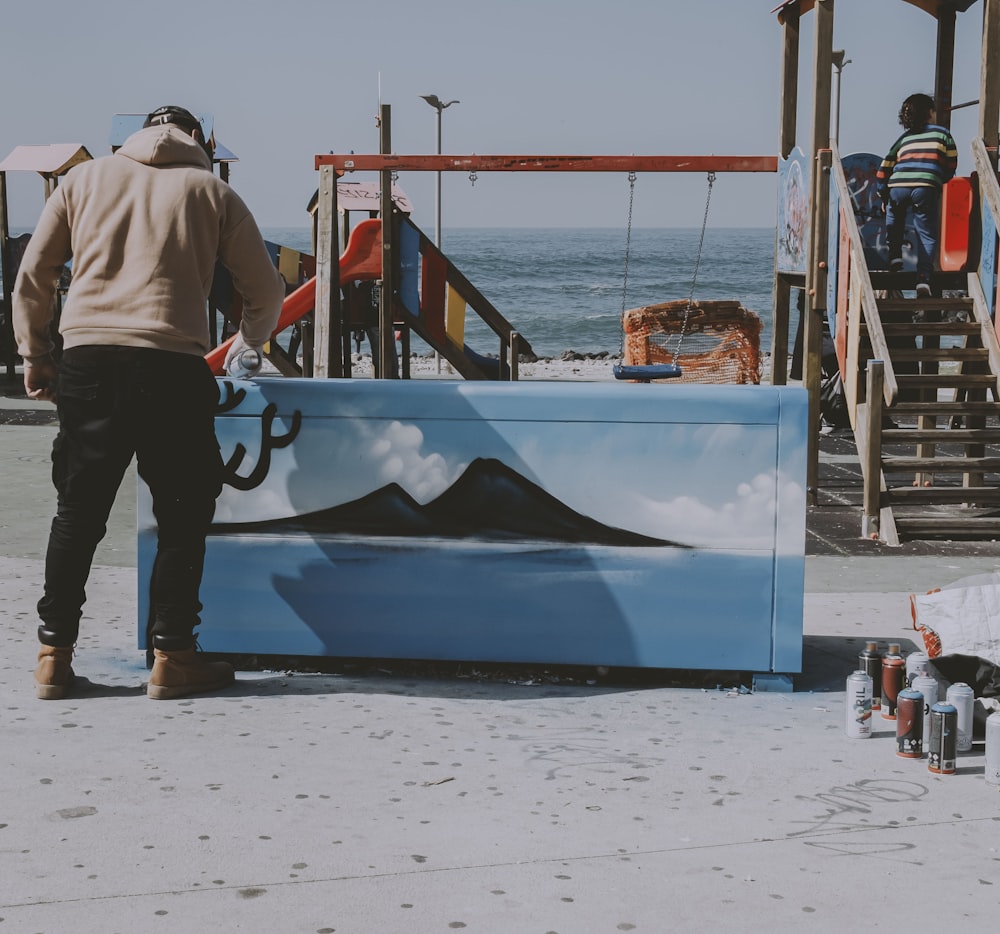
top-left (345, 351), bottom-right (777, 383)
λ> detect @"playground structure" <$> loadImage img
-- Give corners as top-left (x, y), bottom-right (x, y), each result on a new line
top-left (770, 0), bottom-right (1000, 543)
top-left (9, 1), bottom-right (996, 679)
top-left (0, 144), bottom-right (92, 376)
top-left (0, 105), bottom-right (808, 683)
top-left (0, 89), bottom-right (810, 685)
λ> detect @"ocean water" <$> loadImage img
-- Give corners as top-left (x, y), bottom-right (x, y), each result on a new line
top-left (264, 226), bottom-right (777, 360)
top-left (3, 225), bottom-right (777, 361)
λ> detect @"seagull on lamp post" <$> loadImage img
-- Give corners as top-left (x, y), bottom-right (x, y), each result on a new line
top-left (420, 94), bottom-right (460, 112)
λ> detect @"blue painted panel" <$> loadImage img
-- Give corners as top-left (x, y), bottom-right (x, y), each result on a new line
top-left (398, 218), bottom-right (421, 316)
top-left (138, 379), bottom-right (808, 674)
top-left (982, 209), bottom-right (997, 319)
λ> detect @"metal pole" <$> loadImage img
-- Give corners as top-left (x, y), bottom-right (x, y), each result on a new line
top-left (435, 107), bottom-right (442, 248)
top-left (831, 50), bottom-right (851, 145)
top-left (379, 103), bottom-right (397, 379)
top-left (420, 95), bottom-right (459, 375)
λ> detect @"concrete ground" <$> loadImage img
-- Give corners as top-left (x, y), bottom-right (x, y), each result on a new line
top-left (2, 375), bottom-right (999, 933)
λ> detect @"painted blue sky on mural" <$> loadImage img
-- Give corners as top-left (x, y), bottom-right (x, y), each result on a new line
top-left (206, 381), bottom-right (807, 554)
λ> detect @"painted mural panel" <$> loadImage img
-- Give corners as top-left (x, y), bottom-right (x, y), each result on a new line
top-left (777, 147), bottom-right (809, 275)
top-left (137, 379), bottom-right (808, 673)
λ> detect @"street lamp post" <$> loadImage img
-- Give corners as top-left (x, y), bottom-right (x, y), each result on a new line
top-left (831, 49), bottom-right (852, 144)
top-left (419, 94), bottom-right (460, 248)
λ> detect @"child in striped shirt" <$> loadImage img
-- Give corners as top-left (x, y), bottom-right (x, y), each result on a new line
top-left (876, 92), bottom-right (958, 297)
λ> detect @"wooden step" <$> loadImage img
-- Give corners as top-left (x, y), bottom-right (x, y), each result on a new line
top-left (895, 374), bottom-right (997, 390)
top-left (891, 401), bottom-right (1000, 415)
top-left (885, 486), bottom-right (1000, 505)
top-left (882, 455), bottom-right (1000, 472)
top-left (889, 348), bottom-right (988, 362)
top-left (882, 428), bottom-right (1000, 443)
top-left (893, 516), bottom-right (1000, 540)
top-left (876, 297), bottom-right (973, 313)
top-left (874, 321), bottom-right (981, 337)
top-left (868, 271), bottom-right (968, 292)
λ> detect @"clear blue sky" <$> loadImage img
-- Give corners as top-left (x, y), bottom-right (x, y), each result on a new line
top-left (0, 1), bottom-right (986, 232)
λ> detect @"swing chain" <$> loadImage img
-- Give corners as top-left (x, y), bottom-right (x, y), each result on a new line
top-left (618, 171), bottom-right (637, 359)
top-left (671, 171), bottom-right (716, 366)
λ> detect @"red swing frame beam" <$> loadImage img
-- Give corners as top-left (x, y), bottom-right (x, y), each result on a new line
top-left (316, 154), bottom-right (777, 173)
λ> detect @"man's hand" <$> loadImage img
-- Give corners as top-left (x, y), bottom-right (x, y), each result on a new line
top-left (223, 332), bottom-right (263, 377)
top-left (24, 357), bottom-right (58, 403)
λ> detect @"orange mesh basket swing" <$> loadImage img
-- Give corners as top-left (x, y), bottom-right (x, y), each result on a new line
top-left (613, 171), bottom-right (716, 383)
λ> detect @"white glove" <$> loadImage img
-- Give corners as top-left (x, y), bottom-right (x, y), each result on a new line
top-left (223, 332), bottom-right (263, 378)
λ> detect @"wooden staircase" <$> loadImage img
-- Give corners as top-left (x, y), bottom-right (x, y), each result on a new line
top-left (857, 290), bottom-right (1000, 543)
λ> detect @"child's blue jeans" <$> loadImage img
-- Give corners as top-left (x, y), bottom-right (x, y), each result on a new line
top-left (885, 186), bottom-right (940, 285)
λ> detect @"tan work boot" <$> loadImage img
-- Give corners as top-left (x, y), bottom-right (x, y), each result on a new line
top-left (147, 647), bottom-right (235, 700)
top-left (36, 645), bottom-right (75, 700)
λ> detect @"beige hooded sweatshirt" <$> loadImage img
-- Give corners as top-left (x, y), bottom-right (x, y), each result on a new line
top-left (13, 124), bottom-right (284, 360)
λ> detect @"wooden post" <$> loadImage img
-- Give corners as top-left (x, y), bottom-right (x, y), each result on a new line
top-left (300, 315), bottom-right (314, 378)
top-left (862, 360), bottom-right (884, 540)
top-left (0, 170), bottom-right (14, 377)
top-left (772, 2), bottom-right (800, 389)
top-left (778, 4), bottom-right (800, 159)
top-left (312, 164), bottom-right (342, 378)
top-left (981, 0), bottom-right (1000, 152)
top-left (934, 7), bottom-right (957, 127)
top-left (802, 0), bottom-right (835, 502)
top-left (770, 274), bottom-right (791, 385)
top-left (379, 104), bottom-right (397, 380)
top-left (509, 331), bottom-right (520, 381)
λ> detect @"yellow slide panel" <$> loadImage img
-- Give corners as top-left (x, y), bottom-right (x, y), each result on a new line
top-left (445, 285), bottom-right (466, 348)
top-left (278, 246), bottom-right (301, 286)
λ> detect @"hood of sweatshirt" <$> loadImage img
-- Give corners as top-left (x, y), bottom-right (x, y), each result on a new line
top-left (116, 124), bottom-right (212, 171)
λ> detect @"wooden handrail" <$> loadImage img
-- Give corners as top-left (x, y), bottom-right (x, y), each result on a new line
top-left (972, 138), bottom-right (1000, 231)
top-left (829, 143), bottom-right (899, 409)
top-left (862, 360), bottom-right (885, 539)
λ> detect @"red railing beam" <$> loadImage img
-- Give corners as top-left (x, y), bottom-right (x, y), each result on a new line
top-left (316, 154), bottom-right (778, 174)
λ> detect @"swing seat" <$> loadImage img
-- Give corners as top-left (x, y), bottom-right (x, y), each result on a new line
top-left (613, 363), bottom-right (682, 381)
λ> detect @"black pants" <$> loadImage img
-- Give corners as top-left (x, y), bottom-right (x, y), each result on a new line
top-left (38, 346), bottom-right (223, 651)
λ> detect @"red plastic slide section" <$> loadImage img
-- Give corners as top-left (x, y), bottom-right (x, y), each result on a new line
top-left (206, 219), bottom-right (383, 374)
top-left (940, 176), bottom-right (974, 273)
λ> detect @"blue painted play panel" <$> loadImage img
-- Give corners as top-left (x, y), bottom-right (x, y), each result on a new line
top-left (138, 378), bottom-right (808, 674)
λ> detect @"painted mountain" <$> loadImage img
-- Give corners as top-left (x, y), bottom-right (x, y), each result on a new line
top-left (211, 457), bottom-right (684, 547)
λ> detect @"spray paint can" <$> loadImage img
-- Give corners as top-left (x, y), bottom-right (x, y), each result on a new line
top-left (859, 641), bottom-right (883, 710)
top-left (881, 643), bottom-right (905, 720)
top-left (906, 651), bottom-right (930, 687)
top-left (946, 682), bottom-right (975, 754)
top-left (985, 711), bottom-right (1000, 786)
top-left (845, 671), bottom-right (873, 738)
top-left (226, 346), bottom-right (262, 379)
top-left (896, 687), bottom-right (924, 758)
top-left (911, 674), bottom-right (939, 755)
top-left (927, 702), bottom-right (958, 775)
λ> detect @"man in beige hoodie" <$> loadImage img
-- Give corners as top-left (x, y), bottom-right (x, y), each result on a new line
top-left (14, 105), bottom-right (284, 700)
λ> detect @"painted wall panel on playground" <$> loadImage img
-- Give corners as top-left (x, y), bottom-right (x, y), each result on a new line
top-left (137, 379), bottom-right (808, 674)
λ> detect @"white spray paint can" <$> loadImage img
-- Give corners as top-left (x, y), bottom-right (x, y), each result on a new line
top-left (906, 651), bottom-right (929, 686)
top-left (945, 682), bottom-right (975, 754)
top-left (986, 711), bottom-right (1000, 786)
top-left (845, 671), bottom-right (873, 738)
top-left (911, 674), bottom-right (939, 755)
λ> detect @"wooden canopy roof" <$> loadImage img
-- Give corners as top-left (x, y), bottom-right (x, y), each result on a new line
top-left (771, 0), bottom-right (978, 23)
top-left (0, 144), bottom-right (92, 177)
